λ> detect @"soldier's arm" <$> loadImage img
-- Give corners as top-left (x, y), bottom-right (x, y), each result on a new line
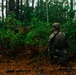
top-left (48, 34), bottom-right (54, 49)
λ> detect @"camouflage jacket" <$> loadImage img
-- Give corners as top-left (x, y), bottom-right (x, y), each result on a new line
top-left (48, 31), bottom-right (68, 50)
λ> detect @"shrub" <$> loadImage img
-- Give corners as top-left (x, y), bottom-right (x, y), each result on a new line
top-left (0, 13), bottom-right (25, 53)
top-left (0, 28), bottom-right (25, 52)
top-left (62, 19), bottom-right (76, 52)
top-left (24, 18), bottom-right (52, 47)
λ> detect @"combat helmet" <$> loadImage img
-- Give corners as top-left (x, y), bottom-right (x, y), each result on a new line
top-left (52, 22), bottom-right (60, 30)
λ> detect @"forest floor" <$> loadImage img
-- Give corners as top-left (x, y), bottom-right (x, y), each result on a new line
top-left (0, 50), bottom-right (76, 75)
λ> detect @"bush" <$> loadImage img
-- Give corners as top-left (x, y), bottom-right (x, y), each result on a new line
top-left (0, 28), bottom-right (25, 52)
top-left (0, 13), bottom-right (76, 54)
top-left (24, 18), bottom-right (52, 47)
top-left (3, 13), bottom-right (23, 31)
top-left (62, 19), bottom-right (76, 52)
top-left (0, 14), bottom-right (25, 53)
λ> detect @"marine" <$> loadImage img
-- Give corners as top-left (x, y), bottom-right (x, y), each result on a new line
top-left (47, 22), bottom-right (68, 65)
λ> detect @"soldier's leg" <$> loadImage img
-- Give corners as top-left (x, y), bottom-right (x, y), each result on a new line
top-left (48, 49), bottom-right (54, 60)
top-left (57, 50), bottom-right (68, 65)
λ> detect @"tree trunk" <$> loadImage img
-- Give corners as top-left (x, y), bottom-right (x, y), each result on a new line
top-left (40, 0), bottom-right (43, 9)
top-left (2, 0), bottom-right (4, 22)
top-left (20, 0), bottom-right (22, 20)
top-left (70, 0), bottom-right (74, 18)
top-left (71, 0), bottom-right (73, 11)
top-left (32, 0), bottom-right (34, 8)
top-left (6, 0), bottom-right (7, 17)
top-left (9, 0), bottom-right (15, 13)
top-left (37, 0), bottom-right (40, 13)
top-left (16, 0), bottom-right (19, 19)
top-left (26, 0), bottom-right (29, 8)
top-left (6, 0), bottom-right (9, 17)
top-left (46, 0), bottom-right (49, 22)
top-left (38, 0), bottom-right (40, 7)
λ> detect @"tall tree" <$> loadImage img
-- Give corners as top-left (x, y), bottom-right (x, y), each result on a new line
top-left (20, 0), bottom-right (22, 20)
top-left (46, 0), bottom-right (49, 22)
top-left (9, 0), bottom-right (15, 12)
top-left (2, 0), bottom-right (4, 21)
top-left (26, 0), bottom-right (29, 7)
top-left (6, 0), bottom-right (7, 17)
top-left (70, 0), bottom-right (74, 18)
top-left (16, 0), bottom-right (19, 19)
top-left (40, 0), bottom-right (43, 11)
top-left (6, 0), bottom-right (9, 17)
top-left (37, 0), bottom-right (40, 9)
top-left (32, 0), bottom-right (34, 8)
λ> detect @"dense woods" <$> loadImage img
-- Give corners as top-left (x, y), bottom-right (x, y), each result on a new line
top-left (0, 0), bottom-right (76, 55)
top-left (0, 0), bottom-right (76, 75)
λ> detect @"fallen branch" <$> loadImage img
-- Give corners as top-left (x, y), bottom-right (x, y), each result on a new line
top-left (50, 67), bottom-right (76, 71)
top-left (6, 70), bottom-right (14, 73)
top-left (6, 69), bottom-right (32, 73)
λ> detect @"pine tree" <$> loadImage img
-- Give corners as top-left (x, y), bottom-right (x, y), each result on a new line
top-left (2, 0), bottom-right (4, 21)
top-left (46, 0), bottom-right (49, 22)
top-left (16, 0), bottom-right (19, 19)
top-left (9, 0), bottom-right (15, 12)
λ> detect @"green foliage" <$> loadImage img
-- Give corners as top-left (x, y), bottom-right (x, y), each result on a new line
top-left (4, 13), bottom-right (23, 30)
top-left (0, 12), bottom-right (76, 53)
top-left (10, 32), bottom-right (24, 50)
top-left (0, 29), bottom-right (25, 51)
top-left (0, 0), bottom-right (76, 57)
top-left (0, 14), bottom-right (25, 52)
top-left (24, 18), bottom-right (52, 46)
top-left (62, 19), bottom-right (76, 51)
top-left (62, 20), bottom-right (76, 39)
top-left (48, 1), bottom-right (71, 23)
top-left (30, 0), bottom-right (72, 24)
top-left (0, 29), bottom-right (13, 50)
top-left (0, 17), bottom-right (3, 28)
top-left (0, 0), bottom-right (76, 53)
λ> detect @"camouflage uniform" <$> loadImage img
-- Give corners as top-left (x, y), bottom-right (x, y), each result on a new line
top-left (48, 23), bottom-right (68, 65)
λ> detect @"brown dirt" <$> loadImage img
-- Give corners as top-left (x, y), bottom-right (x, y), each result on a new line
top-left (0, 52), bottom-right (76, 75)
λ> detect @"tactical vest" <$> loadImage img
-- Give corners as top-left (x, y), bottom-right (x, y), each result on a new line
top-left (53, 32), bottom-right (66, 49)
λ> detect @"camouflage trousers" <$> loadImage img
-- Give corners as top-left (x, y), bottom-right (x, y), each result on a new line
top-left (48, 49), bottom-right (68, 65)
